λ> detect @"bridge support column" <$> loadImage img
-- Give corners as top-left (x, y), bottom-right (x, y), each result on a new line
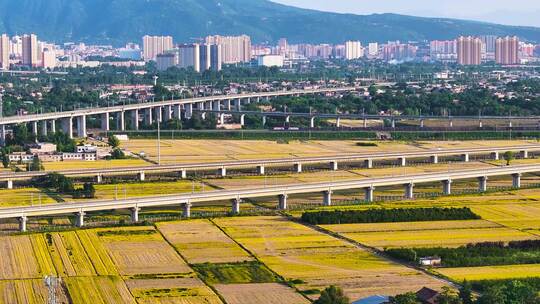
top-left (96, 174), bottom-right (103, 184)
top-left (184, 104), bottom-right (193, 119)
top-left (262, 116), bottom-right (267, 127)
top-left (257, 165), bottom-right (265, 175)
top-left (285, 116), bottom-right (290, 124)
top-left (521, 150), bottom-right (529, 159)
top-left (173, 104), bottom-right (181, 119)
top-left (512, 173), bottom-right (522, 188)
top-left (225, 99), bottom-right (231, 111)
top-left (479, 121), bottom-right (483, 128)
top-left (183, 203), bottom-right (192, 218)
top-left (363, 118), bottom-right (367, 128)
top-left (50, 120), bottom-right (56, 133)
top-left (19, 216), bottom-right (27, 232)
top-left (478, 176), bottom-right (488, 192)
top-left (144, 108), bottom-right (153, 125)
top-left (404, 183), bottom-right (414, 199)
top-left (364, 186), bottom-right (375, 202)
top-left (201, 112), bottom-right (207, 120)
top-left (231, 199), bottom-right (241, 214)
top-left (32, 121), bottom-right (38, 136)
top-left (336, 117), bottom-right (341, 128)
top-left (420, 120), bottom-right (424, 128)
top-left (491, 152), bottom-right (499, 160)
top-left (76, 115), bottom-right (87, 138)
top-left (294, 163), bottom-right (302, 173)
top-left (329, 161), bottom-right (338, 171)
top-left (461, 154), bottom-right (469, 162)
top-left (117, 111), bottom-right (125, 131)
top-left (449, 120), bottom-right (453, 128)
top-left (164, 105), bottom-right (172, 121)
top-left (219, 113), bottom-right (225, 125)
top-left (6, 179), bottom-right (13, 189)
top-left (442, 179), bottom-right (452, 195)
top-left (61, 117), bottom-right (73, 138)
top-left (430, 155), bottom-right (439, 164)
top-left (75, 212), bottom-right (85, 228)
top-left (131, 109), bottom-right (139, 130)
top-left (212, 101), bottom-right (220, 111)
top-left (391, 119), bottom-right (396, 129)
top-left (323, 190), bottom-right (332, 206)
top-left (41, 121), bottom-right (48, 137)
top-left (101, 113), bottom-right (110, 131)
top-left (310, 117), bottom-right (316, 128)
top-left (364, 159), bottom-right (373, 169)
top-left (240, 114), bottom-right (245, 127)
top-left (154, 107), bottom-right (162, 123)
top-left (236, 99), bottom-right (242, 111)
top-left (399, 157), bottom-right (406, 167)
top-left (138, 171), bottom-right (145, 181)
top-left (180, 170), bottom-right (187, 179)
top-left (278, 194), bottom-right (288, 210)
top-left (0, 125), bottom-right (5, 145)
top-left (131, 207), bottom-right (140, 223)
top-left (218, 167), bottom-right (227, 177)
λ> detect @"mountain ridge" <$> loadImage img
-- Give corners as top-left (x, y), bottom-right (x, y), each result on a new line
top-left (0, 0), bottom-right (539, 45)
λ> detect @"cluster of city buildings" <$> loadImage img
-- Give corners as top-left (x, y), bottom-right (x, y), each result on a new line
top-left (8, 143), bottom-right (110, 164)
top-left (1, 32), bottom-right (540, 72)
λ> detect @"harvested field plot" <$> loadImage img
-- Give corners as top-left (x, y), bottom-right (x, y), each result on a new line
top-left (471, 203), bottom-right (540, 230)
top-left (213, 216), bottom-right (444, 299)
top-left (323, 220), bottom-right (538, 249)
top-left (0, 234), bottom-right (54, 279)
top-left (43, 159), bottom-right (149, 171)
top-left (193, 261), bottom-right (279, 284)
top-left (65, 276), bottom-right (135, 304)
top-left (97, 226), bottom-right (191, 275)
top-left (49, 231), bottom-right (97, 276)
top-left (157, 220), bottom-right (252, 264)
top-left (437, 264), bottom-right (540, 281)
top-left (0, 279), bottom-right (69, 304)
top-left (214, 283), bottom-right (310, 304)
top-left (126, 277), bottom-right (223, 304)
top-left (91, 181), bottom-right (202, 200)
top-left (0, 188), bottom-right (57, 208)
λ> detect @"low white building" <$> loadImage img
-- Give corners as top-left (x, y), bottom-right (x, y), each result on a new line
top-left (257, 55), bottom-right (284, 67)
top-left (76, 144), bottom-right (98, 153)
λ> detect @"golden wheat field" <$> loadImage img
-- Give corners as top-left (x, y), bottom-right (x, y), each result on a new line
top-left (213, 216), bottom-right (446, 299)
top-left (436, 264), bottom-right (540, 281)
top-left (214, 283), bottom-right (310, 304)
top-left (126, 277), bottom-right (223, 304)
top-left (156, 219), bottom-right (253, 264)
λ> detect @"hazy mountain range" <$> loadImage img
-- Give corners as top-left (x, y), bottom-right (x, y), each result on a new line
top-left (1, 0), bottom-right (539, 45)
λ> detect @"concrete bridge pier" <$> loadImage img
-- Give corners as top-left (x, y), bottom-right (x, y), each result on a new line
top-left (164, 105), bottom-right (173, 121)
top-left (420, 120), bottom-right (425, 128)
top-left (19, 216), bottom-right (27, 232)
top-left (310, 117), bottom-right (316, 128)
top-left (442, 179), bottom-right (452, 195)
top-left (398, 157), bottom-right (406, 167)
top-left (329, 161), bottom-right (338, 171)
top-left (101, 113), bottom-right (110, 131)
top-left (61, 117), bottom-right (73, 138)
top-left (364, 159), bottom-right (373, 169)
top-left (293, 163), bottom-right (302, 173)
top-left (231, 199), bottom-right (241, 214)
top-left (391, 119), bottom-right (396, 129)
top-left (479, 121), bottom-right (483, 128)
top-left (0, 125), bottom-right (5, 145)
top-left (201, 112), bottom-right (207, 120)
top-left (117, 111), bottom-right (125, 131)
top-left (219, 113), bottom-right (225, 125)
top-left (323, 190), bottom-right (332, 206)
top-left (336, 117), bottom-right (341, 128)
top-left (262, 116), bottom-right (267, 127)
top-left (144, 108), bottom-right (153, 125)
top-left (236, 99), bottom-right (242, 111)
top-left (225, 99), bottom-right (232, 111)
top-left (404, 183), bottom-right (414, 199)
top-left (285, 116), bottom-right (290, 124)
top-left (278, 194), bottom-right (288, 210)
top-left (430, 155), bottom-right (439, 164)
top-left (521, 150), bottom-right (529, 159)
top-left (138, 171), bottom-right (146, 181)
top-left (50, 120), bottom-right (56, 133)
top-left (184, 104), bottom-right (193, 119)
top-left (180, 170), bottom-right (187, 179)
top-left (96, 174), bottom-right (103, 184)
top-left (6, 179), bottom-right (13, 189)
top-left (76, 115), bottom-right (87, 138)
top-left (173, 105), bottom-right (181, 119)
top-left (131, 110), bottom-right (139, 130)
top-left (364, 186), bottom-right (375, 202)
top-left (41, 121), bottom-right (48, 137)
top-left (257, 165), bottom-right (265, 175)
top-left (182, 203), bottom-right (192, 218)
top-left (218, 167), bottom-right (227, 177)
top-left (461, 154), bottom-right (470, 162)
top-left (512, 173), bottom-right (522, 188)
top-left (363, 119), bottom-right (367, 128)
top-left (240, 114), bottom-right (245, 127)
top-left (478, 176), bottom-right (488, 192)
top-left (449, 120), bottom-right (453, 128)
top-left (491, 152), bottom-right (499, 160)
top-left (131, 207), bottom-right (140, 223)
top-left (154, 107), bottom-right (162, 123)
top-left (75, 212), bottom-right (85, 228)
top-left (31, 121), bottom-right (38, 136)
top-left (212, 101), bottom-right (220, 112)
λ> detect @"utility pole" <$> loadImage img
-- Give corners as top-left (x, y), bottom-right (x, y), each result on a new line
top-left (157, 117), bottom-right (161, 166)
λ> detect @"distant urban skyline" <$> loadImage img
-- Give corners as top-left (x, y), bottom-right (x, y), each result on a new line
top-left (272, 0), bottom-right (540, 27)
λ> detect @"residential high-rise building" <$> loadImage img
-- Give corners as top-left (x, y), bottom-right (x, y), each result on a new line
top-left (0, 34), bottom-right (9, 70)
top-left (430, 40), bottom-right (457, 61)
top-left (10, 35), bottom-right (22, 58)
top-left (156, 52), bottom-right (178, 71)
top-left (520, 42), bottom-right (535, 58)
top-left (177, 44), bottom-right (201, 72)
top-left (200, 44), bottom-right (222, 71)
top-left (205, 35), bottom-right (251, 64)
top-left (22, 34), bottom-right (39, 67)
top-left (41, 48), bottom-right (56, 69)
top-left (345, 41), bottom-right (362, 60)
top-left (495, 36), bottom-right (519, 65)
top-left (368, 43), bottom-right (379, 57)
top-left (382, 42), bottom-right (417, 62)
top-left (480, 35), bottom-right (498, 54)
top-left (457, 36), bottom-right (482, 65)
top-left (142, 35), bottom-right (173, 61)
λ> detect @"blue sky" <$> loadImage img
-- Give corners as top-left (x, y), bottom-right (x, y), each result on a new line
top-left (272, 0), bottom-right (540, 27)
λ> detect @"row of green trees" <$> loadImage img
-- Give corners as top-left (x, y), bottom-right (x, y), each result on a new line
top-left (301, 208), bottom-right (480, 225)
top-left (385, 240), bottom-right (540, 268)
top-left (32, 173), bottom-right (95, 198)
